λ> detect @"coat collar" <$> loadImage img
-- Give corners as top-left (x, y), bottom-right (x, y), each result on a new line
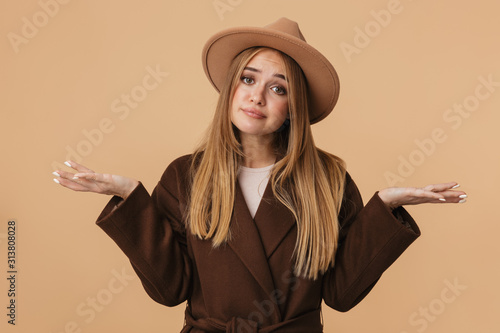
top-left (228, 180), bottom-right (296, 297)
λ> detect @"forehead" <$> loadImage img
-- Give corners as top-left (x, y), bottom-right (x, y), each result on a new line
top-left (246, 48), bottom-right (285, 72)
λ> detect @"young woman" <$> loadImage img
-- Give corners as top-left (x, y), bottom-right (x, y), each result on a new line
top-left (53, 18), bottom-right (467, 332)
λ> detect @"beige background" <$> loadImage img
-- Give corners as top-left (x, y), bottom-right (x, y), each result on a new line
top-left (1, 0), bottom-right (499, 332)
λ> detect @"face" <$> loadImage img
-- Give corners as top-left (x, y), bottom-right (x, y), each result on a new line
top-left (230, 49), bottom-right (289, 139)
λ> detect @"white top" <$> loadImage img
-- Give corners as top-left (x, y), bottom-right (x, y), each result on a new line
top-left (237, 164), bottom-right (274, 218)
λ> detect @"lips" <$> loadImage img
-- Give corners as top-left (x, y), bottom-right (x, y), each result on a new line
top-left (241, 108), bottom-right (266, 119)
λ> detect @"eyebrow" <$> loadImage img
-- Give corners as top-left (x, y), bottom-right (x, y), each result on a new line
top-left (244, 66), bottom-right (287, 81)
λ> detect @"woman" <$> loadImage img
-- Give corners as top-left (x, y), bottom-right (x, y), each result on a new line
top-left (53, 18), bottom-right (467, 332)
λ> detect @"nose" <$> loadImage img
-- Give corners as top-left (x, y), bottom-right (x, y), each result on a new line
top-left (249, 85), bottom-right (266, 106)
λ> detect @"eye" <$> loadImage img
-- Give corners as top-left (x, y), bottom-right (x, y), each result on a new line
top-left (272, 86), bottom-right (287, 95)
top-left (241, 76), bottom-right (254, 85)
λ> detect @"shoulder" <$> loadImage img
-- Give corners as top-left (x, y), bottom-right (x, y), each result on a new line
top-left (151, 154), bottom-right (195, 221)
top-left (336, 172), bottom-right (363, 239)
top-left (341, 171), bottom-right (362, 209)
top-left (343, 171), bottom-right (359, 199)
top-left (157, 154), bottom-right (194, 194)
top-left (160, 154), bottom-right (193, 179)
top-left (163, 154), bottom-right (193, 173)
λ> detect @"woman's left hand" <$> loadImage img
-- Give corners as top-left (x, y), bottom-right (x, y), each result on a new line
top-left (377, 182), bottom-right (467, 210)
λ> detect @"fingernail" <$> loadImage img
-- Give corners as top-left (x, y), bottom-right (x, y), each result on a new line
top-left (459, 194), bottom-right (467, 199)
top-left (451, 184), bottom-right (460, 189)
top-left (52, 171), bottom-right (60, 177)
top-left (439, 198), bottom-right (446, 201)
top-left (53, 178), bottom-right (60, 184)
top-left (459, 199), bottom-right (467, 203)
top-left (64, 161), bottom-right (71, 167)
top-left (72, 176), bottom-right (79, 180)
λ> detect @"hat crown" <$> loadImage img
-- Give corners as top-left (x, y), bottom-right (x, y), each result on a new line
top-left (265, 17), bottom-right (306, 42)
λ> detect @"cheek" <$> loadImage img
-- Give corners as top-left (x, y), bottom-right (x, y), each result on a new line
top-left (230, 88), bottom-right (240, 112)
top-left (231, 86), bottom-right (245, 110)
top-left (276, 100), bottom-right (289, 120)
top-left (232, 83), bottom-right (247, 100)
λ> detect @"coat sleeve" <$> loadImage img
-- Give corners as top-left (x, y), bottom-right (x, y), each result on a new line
top-left (322, 172), bottom-right (420, 312)
top-left (95, 157), bottom-right (193, 307)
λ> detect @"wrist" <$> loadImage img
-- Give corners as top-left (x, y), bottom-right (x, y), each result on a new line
top-left (119, 180), bottom-right (139, 200)
top-left (377, 189), bottom-right (398, 210)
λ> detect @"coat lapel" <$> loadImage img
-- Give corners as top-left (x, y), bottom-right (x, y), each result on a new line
top-left (253, 182), bottom-right (296, 259)
top-left (228, 182), bottom-right (276, 297)
top-left (228, 181), bottom-right (297, 297)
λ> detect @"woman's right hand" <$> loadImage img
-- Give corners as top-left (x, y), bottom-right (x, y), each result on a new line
top-left (52, 160), bottom-right (139, 200)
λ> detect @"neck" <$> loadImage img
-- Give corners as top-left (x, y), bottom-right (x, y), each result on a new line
top-left (239, 133), bottom-right (276, 168)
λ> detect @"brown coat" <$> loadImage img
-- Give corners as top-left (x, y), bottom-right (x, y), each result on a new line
top-left (96, 154), bottom-right (420, 332)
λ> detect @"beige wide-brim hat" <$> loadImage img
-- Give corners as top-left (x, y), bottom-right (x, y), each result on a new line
top-left (202, 17), bottom-right (340, 124)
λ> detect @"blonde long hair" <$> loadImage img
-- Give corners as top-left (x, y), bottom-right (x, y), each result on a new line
top-left (188, 47), bottom-right (346, 280)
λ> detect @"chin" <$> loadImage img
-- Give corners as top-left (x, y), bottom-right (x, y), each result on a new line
top-left (234, 125), bottom-right (272, 137)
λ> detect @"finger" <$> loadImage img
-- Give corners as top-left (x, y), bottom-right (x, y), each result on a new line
top-left (73, 172), bottom-right (100, 182)
top-left (53, 169), bottom-right (76, 180)
top-left (439, 190), bottom-right (468, 203)
top-left (413, 188), bottom-right (446, 201)
top-left (423, 182), bottom-right (458, 192)
top-left (420, 190), bottom-right (468, 204)
top-left (53, 169), bottom-right (98, 186)
top-left (64, 160), bottom-right (94, 173)
top-left (429, 197), bottom-right (466, 204)
top-left (53, 175), bottom-right (93, 192)
top-left (424, 191), bottom-right (447, 202)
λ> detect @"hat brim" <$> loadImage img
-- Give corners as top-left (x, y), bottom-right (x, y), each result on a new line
top-left (202, 26), bottom-right (340, 124)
